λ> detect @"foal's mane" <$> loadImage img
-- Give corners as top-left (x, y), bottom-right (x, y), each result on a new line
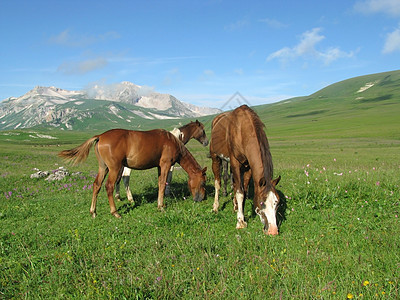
top-left (169, 130), bottom-right (202, 172)
top-left (179, 120), bottom-right (202, 131)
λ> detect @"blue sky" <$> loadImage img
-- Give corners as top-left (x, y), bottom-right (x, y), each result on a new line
top-left (1, 0), bottom-right (400, 108)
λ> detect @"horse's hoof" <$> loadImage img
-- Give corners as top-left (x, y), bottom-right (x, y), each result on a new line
top-left (90, 212), bottom-right (96, 218)
top-left (236, 220), bottom-right (247, 229)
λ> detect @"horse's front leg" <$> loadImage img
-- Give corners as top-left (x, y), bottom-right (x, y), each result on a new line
top-left (157, 164), bottom-right (170, 210)
top-left (231, 159), bottom-right (247, 229)
top-left (243, 168), bottom-right (252, 199)
top-left (211, 155), bottom-right (222, 212)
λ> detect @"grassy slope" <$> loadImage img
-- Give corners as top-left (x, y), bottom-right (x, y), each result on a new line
top-left (1, 70), bottom-right (399, 298)
top-left (252, 70), bottom-right (400, 139)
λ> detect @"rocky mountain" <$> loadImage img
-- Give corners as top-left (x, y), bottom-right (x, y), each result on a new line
top-left (0, 82), bottom-right (221, 130)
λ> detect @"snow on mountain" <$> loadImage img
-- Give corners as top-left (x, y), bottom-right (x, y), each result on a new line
top-left (0, 82), bottom-right (221, 130)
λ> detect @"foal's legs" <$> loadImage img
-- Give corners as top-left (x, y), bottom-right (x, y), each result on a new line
top-left (211, 155), bottom-right (222, 212)
top-left (164, 166), bottom-right (174, 196)
top-left (90, 166), bottom-right (108, 218)
top-left (115, 167), bottom-right (133, 203)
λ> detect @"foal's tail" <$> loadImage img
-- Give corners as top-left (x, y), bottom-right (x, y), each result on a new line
top-left (58, 136), bottom-right (99, 165)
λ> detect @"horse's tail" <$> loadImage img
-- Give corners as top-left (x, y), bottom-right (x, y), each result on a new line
top-left (58, 136), bottom-right (99, 165)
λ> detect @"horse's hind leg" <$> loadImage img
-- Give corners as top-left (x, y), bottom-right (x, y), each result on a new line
top-left (157, 164), bottom-right (171, 210)
top-left (115, 175), bottom-right (121, 201)
top-left (105, 169), bottom-right (121, 218)
top-left (91, 166), bottom-right (108, 218)
top-left (211, 155), bottom-right (222, 212)
top-left (115, 167), bottom-right (123, 201)
top-left (222, 160), bottom-right (229, 196)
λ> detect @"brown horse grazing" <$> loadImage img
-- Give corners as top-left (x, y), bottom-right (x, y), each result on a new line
top-left (209, 105), bottom-right (281, 235)
top-left (115, 120), bottom-right (208, 201)
top-left (59, 129), bottom-right (207, 218)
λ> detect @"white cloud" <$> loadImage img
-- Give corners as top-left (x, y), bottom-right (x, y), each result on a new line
top-left (224, 19), bottom-right (248, 31)
top-left (234, 68), bottom-right (244, 75)
top-left (49, 29), bottom-right (120, 47)
top-left (259, 18), bottom-right (288, 29)
top-left (58, 57), bottom-right (108, 75)
top-left (383, 26), bottom-right (400, 53)
top-left (354, 0), bottom-right (400, 17)
top-left (203, 69), bottom-right (215, 77)
top-left (163, 68), bottom-right (181, 86)
top-left (267, 28), bottom-right (354, 65)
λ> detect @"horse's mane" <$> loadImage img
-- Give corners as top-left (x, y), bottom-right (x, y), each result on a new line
top-left (242, 106), bottom-right (273, 180)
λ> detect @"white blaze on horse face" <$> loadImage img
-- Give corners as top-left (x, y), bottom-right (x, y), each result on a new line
top-left (258, 191), bottom-right (279, 235)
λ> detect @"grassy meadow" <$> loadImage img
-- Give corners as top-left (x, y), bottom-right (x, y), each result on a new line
top-left (1, 70), bottom-right (400, 299)
top-left (1, 124), bottom-right (399, 299)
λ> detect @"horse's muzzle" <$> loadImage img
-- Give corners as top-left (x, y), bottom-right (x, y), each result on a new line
top-left (263, 224), bottom-right (279, 235)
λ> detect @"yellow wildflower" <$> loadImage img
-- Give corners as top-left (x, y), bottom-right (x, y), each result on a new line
top-left (363, 280), bottom-right (370, 286)
top-left (347, 293), bottom-right (354, 299)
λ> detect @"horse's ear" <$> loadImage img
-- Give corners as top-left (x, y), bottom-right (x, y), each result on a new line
top-left (196, 119), bottom-right (200, 125)
top-left (259, 177), bottom-right (266, 187)
top-left (202, 167), bottom-right (207, 175)
top-left (271, 175), bottom-right (281, 187)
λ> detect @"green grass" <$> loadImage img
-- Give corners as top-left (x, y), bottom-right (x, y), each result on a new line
top-left (1, 127), bottom-right (399, 299)
top-left (1, 69), bottom-right (400, 298)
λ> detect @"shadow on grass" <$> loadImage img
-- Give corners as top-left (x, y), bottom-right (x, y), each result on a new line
top-left (117, 180), bottom-right (211, 216)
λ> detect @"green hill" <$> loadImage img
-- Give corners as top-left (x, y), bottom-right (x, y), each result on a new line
top-left (253, 70), bottom-right (400, 140)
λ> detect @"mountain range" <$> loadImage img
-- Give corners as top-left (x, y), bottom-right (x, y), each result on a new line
top-left (1, 70), bottom-right (400, 134)
top-left (0, 82), bottom-right (221, 130)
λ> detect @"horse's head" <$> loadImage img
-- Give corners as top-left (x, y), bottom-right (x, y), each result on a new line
top-left (255, 175), bottom-right (281, 235)
top-left (192, 120), bottom-right (209, 146)
top-left (188, 167), bottom-right (207, 202)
